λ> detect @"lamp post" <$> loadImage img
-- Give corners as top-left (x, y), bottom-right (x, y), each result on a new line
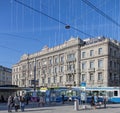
top-left (34, 58), bottom-right (36, 91)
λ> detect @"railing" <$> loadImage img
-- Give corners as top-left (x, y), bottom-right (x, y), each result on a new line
top-left (66, 58), bottom-right (76, 62)
top-left (88, 68), bottom-right (95, 72)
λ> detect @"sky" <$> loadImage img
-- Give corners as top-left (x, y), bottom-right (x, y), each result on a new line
top-left (0, 0), bottom-right (120, 68)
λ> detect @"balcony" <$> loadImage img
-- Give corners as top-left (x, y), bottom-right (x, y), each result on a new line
top-left (97, 79), bottom-right (103, 84)
top-left (97, 68), bottom-right (104, 71)
top-left (88, 68), bottom-right (95, 72)
top-left (66, 70), bottom-right (75, 74)
top-left (67, 58), bottom-right (76, 62)
top-left (20, 76), bottom-right (26, 79)
top-left (65, 81), bottom-right (74, 86)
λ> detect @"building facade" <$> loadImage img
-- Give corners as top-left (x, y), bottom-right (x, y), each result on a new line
top-left (12, 36), bottom-right (120, 88)
top-left (0, 65), bottom-right (12, 85)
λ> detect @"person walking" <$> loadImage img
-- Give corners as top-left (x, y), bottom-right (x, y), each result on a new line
top-left (103, 96), bottom-right (107, 108)
top-left (20, 95), bottom-right (25, 112)
top-left (38, 95), bottom-right (45, 107)
top-left (91, 95), bottom-right (95, 109)
top-left (62, 94), bottom-right (65, 104)
top-left (13, 95), bottom-right (20, 112)
top-left (7, 96), bottom-right (12, 112)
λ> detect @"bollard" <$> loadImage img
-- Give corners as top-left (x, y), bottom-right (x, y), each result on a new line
top-left (74, 99), bottom-right (79, 111)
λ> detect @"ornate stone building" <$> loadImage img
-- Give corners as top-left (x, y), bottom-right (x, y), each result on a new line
top-left (0, 65), bottom-right (12, 85)
top-left (12, 36), bottom-right (120, 88)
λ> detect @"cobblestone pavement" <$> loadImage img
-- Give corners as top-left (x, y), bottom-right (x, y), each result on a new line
top-left (0, 102), bottom-right (120, 113)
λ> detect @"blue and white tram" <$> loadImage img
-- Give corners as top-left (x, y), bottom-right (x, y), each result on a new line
top-left (86, 87), bottom-right (120, 103)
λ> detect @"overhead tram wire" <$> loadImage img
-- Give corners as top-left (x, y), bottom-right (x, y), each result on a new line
top-left (0, 33), bottom-right (41, 42)
top-left (81, 0), bottom-right (120, 28)
top-left (0, 44), bottom-right (23, 53)
top-left (14, 0), bottom-right (94, 37)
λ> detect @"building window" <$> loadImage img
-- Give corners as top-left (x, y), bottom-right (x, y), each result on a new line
top-left (82, 74), bottom-right (86, 81)
top-left (55, 57), bottom-right (58, 64)
top-left (49, 59), bottom-right (52, 65)
top-left (48, 77), bottom-right (51, 84)
top-left (53, 76), bottom-right (56, 83)
top-left (98, 72), bottom-right (102, 81)
top-left (60, 56), bottom-right (64, 62)
top-left (69, 75), bottom-right (72, 82)
top-left (89, 73), bottom-right (94, 81)
top-left (42, 78), bottom-right (44, 84)
top-left (109, 73), bottom-right (113, 80)
top-left (114, 50), bottom-right (116, 56)
top-left (54, 67), bottom-right (58, 74)
top-left (110, 61), bottom-right (112, 68)
top-left (60, 76), bottom-right (63, 83)
top-left (82, 52), bottom-right (86, 58)
top-left (90, 61), bottom-right (94, 69)
top-left (90, 50), bottom-right (94, 56)
top-left (82, 62), bottom-right (86, 70)
top-left (67, 53), bottom-right (75, 61)
top-left (114, 62), bottom-right (116, 68)
top-left (110, 48), bottom-right (112, 55)
top-left (98, 48), bottom-right (102, 55)
top-left (67, 64), bottom-right (74, 71)
top-left (98, 59), bottom-right (103, 68)
top-left (60, 66), bottom-right (64, 72)
top-left (38, 70), bottom-right (40, 75)
top-left (38, 62), bottom-right (41, 67)
top-left (114, 74), bottom-right (118, 80)
top-left (48, 68), bottom-right (51, 74)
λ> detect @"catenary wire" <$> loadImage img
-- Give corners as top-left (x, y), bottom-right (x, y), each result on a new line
top-left (81, 0), bottom-right (120, 28)
top-left (14, 0), bottom-right (94, 37)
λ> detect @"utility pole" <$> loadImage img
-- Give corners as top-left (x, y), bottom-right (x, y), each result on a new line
top-left (34, 58), bottom-right (36, 91)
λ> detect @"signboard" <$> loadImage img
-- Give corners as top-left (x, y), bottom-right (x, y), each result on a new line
top-left (40, 87), bottom-right (48, 92)
top-left (31, 80), bottom-right (39, 85)
top-left (81, 82), bottom-right (86, 87)
top-left (32, 91), bottom-right (37, 97)
top-left (81, 92), bottom-right (86, 101)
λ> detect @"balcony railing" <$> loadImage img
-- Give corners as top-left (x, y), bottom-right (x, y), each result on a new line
top-left (88, 68), bottom-right (95, 72)
top-left (65, 81), bottom-right (74, 86)
top-left (67, 58), bottom-right (76, 62)
top-left (66, 70), bottom-right (75, 74)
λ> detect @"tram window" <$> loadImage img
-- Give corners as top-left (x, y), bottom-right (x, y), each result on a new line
top-left (114, 91), bottom-right (118, 96)
top-left (86, 91), bottom-right (93, 96)
top-left (99, 91), bottom-right (106, 96)
top-left (73, 91), bottom-right (77, 96)
top-left (107, 91), bottom-right (113, 97)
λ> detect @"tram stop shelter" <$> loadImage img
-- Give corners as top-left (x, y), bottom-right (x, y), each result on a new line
top-left (0, 85), bottom-right (32, 102)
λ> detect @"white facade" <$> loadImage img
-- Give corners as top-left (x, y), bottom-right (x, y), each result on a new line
top-left (12, 37), bottom-right (120, 87)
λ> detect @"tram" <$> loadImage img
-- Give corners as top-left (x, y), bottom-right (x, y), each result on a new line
top-left (45, 87), bottom-right (81, 103)
top-left (24, 86), bottom-right (120, 104)
top-left (85, 87), bottom-right (120, 103)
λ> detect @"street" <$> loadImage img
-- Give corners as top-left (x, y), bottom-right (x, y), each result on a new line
top-left (0, 103), bottom-right (120, 113)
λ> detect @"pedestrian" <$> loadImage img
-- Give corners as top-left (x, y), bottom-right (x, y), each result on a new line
top-left (13, 95), bottom-right (20, 112)
top-left (25, 94), bottom-right (29, 105)
top-left (1, 95), bottom-right (4, 103)
top-left (7, 96), bottom-right (12, 112)
top-left (91, 95), bottom-right (95, 109)
top-left (94, 94), bottom-right (98, 109)
top-left (62, 94), bottom-right (65, 104)
top-left (38, 95), bottom-right (45, 107)
top-left (103, 96), bottom-right (107, 108)
top-left (20, 95), bottom-right (25, 112)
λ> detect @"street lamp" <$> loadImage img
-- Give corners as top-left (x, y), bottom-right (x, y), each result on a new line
top-left (33, 58), bottom-right (36, 91)
top-left (32, 58), bottom-right (37, 99)
top-left (65, 25), bottom-right (70, 29)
